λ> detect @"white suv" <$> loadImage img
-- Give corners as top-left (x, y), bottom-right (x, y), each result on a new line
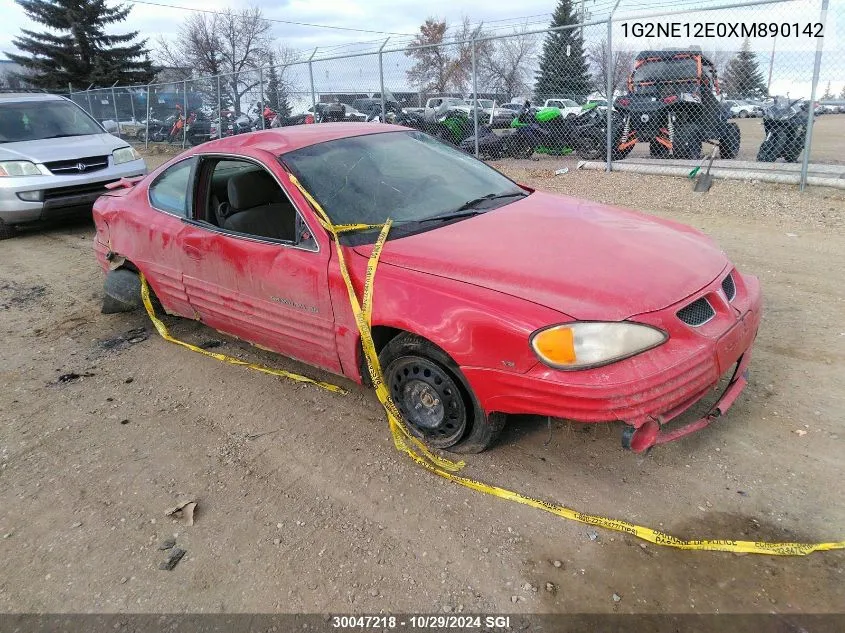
top-left (0, 92), bottom-right (147, 239)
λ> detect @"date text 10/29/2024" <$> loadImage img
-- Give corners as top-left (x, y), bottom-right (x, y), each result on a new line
top-left (332, 616), bottom-right (512, 629)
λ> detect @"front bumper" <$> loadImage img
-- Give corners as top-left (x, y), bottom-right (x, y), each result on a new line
top-left (0, 158), bottom-right (146, 225)
top-left (462, 270), bottom-right (762, 445)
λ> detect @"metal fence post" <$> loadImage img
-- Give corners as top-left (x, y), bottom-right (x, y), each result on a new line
top-left (182, 80), bottom-right (188, 149)
top-left (111, 84), bottom-right (121, 137)
top-left (378, 38), bottom-right (390, 122)
top-left (606, 0), bottom-right (623, 172)
top-left (799, 0), bottom-right (829, 191)
top-left (471, 38), bottom-right (479, 158)
top-left (259, 65), bottom-right (266, 130)
top-left (217, 75), bottom-right (222, 139)
top-left (145, 85), bottom-right (151, 150)
top-left (308, 48), bottom-right (318, 123)
top-left (128, 89), bottom-right (136, 124)
top-left (86, 90), bottom-right (93, 118)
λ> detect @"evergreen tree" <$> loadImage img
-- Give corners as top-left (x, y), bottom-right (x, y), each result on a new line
top-left (6, 0), bottom-right (154, 89)
top-left (820, 81), bottom-right (833, 100)
top-left (265, 53), bottom-right (280, 111)
top-left (840, 85), bottom-right (845, 100)
top-left (534, 0), bottom-right (591, 100)
top-left (722, 38), bottom-right (767, 99)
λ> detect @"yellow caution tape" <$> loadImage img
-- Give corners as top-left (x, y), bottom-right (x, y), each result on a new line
top-left (137, 172), bottom-right (845, 557)
top-left (139, 274), bottom-right (346, 394)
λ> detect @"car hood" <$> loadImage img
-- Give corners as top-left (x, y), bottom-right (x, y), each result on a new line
top-left (0, 133), bottom-right (126, 163)
top-left (358, 191), bottom-right (728, 321)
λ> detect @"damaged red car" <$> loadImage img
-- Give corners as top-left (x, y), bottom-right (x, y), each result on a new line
top-left (93, 124), bottom-right (762, 454)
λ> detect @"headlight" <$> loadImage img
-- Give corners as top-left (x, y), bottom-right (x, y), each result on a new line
top-left (0, 161), bottom-right (41, 177)
top-left (530, 322), bottom-right (668, 370)
top-left (112, 147), bottom-right (141, 164)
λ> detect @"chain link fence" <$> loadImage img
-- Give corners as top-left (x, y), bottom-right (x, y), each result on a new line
top-left (67, 0), bottom-right (842, 188)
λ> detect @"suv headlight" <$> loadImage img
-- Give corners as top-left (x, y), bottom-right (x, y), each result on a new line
top-left (113, 147), bottom-right (141, 164)
top-left (530, 322), bottom-right (668, 370)
top-left (0, 161), bottom-right (41, 177)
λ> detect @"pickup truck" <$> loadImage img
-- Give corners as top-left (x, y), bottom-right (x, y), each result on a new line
top-left (542, 98), bottom-right (582, 118)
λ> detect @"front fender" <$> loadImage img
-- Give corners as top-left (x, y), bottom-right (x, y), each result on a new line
top-left (330, 250), bottom-right (570, 383)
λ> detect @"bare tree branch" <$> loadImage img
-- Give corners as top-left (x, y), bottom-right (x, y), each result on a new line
top-left (587, 39), bottom-right (635, 99)
top-left (478, 28), bottom-right (537, 98)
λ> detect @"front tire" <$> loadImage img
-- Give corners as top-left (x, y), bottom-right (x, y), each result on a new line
top-left (673, 124), bottom-right (703, 159)
top-left (719, 122), bottom-right (741, 159)
top-left (757, 133), bottom-right (786, 162)
top-left (380, 333), bottom-right (506, 453)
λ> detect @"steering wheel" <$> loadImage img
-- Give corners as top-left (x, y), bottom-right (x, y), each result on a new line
top-left (402, 174), bottom-right (448, 203)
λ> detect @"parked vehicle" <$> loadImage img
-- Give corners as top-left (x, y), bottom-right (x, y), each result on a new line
top-left (93, 123), bottom-right (761, 453)
top-left (353, 98), bottom-right (401, 120)
top-left (571, 104), bottom-right (631, 161)
top-left (423, 97), bottom-right (467, 119)
top-left (614, 49), bottom-right (741, 160)
top-left (459, 116), bottom-right (549, 159)
top-left (140, 108), bottom-right (212, 146)
top-left (510, 106), bottom-right (578, 156)
top-left (757, 96), bottom-right (810, 162)
top-left (0, 92), bottom-right (146, 239)
top-left (542, 98), bottom-right (582, 118)
top-left (725, 100), bottom-right (761, 118)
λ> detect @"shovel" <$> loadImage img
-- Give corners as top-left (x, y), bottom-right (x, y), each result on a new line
top-left (692, 142), bottom-right (719, 192)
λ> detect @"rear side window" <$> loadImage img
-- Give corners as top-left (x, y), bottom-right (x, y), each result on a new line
top-left (149, 157), bottom-right (197, 216)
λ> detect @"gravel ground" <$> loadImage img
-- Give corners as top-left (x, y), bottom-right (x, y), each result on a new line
top-left (1, 151), bottom-right (844, 616)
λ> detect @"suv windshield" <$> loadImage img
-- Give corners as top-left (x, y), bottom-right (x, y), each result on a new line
top-left (283, 130), bottom-right (526, 242)
top-left (0, 100), bottom-right (103, 143)
top-left (633, 58), bottom-right (699, 84)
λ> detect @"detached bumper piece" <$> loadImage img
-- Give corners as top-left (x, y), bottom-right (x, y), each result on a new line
top-left (622, 351), bottom-right (752, 453)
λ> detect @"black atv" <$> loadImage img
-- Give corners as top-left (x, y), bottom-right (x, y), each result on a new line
top-left (614, 50), bottom-right (740, 160)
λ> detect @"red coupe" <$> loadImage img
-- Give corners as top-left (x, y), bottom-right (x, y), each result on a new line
top-left (93, 124), bottom-right (762, 453)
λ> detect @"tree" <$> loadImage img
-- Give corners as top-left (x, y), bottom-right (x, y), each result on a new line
top-left (6, 0), bottom-right (153, 89)
top-left (821, 81), bottom-right (833, 100)
top-left (157, 6), bottom-right (271, 114)
top-left (405, 17), bottom-right (486, 95)
top-left (534, 0), bottom-right (592, 100)
top-left (265, 53), bottom-right (281, 112)
top-left (722, 38), bottom-right (767, 98)
top-left (479, 28), bottom-right (536, 98)
top-left (587, 39), bottom-right (634, 99)
top-left (405, 19), bottom-right (453, 94)
top-left (450, 16), bottom-right (491, 95)
top-left (840, 85), bottom-right (845, 100)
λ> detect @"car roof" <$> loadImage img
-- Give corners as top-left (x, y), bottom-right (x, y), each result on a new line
top-left (0, 92), bottom-right (67, 104)
top-left (635, 49), bottom-right (714, 66)
top-left (193, 123), bottom-right (407, 156)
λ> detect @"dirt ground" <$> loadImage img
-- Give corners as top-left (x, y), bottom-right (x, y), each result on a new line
top-left (1, 160), bottom-right (844, 616)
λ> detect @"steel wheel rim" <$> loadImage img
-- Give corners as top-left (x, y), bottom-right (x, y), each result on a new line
top-left (388, 357), bottom-right (467, 446)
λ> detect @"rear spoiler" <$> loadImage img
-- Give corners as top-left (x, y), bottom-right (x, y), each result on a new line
top-left (105, 176), bottom-right (145, 190)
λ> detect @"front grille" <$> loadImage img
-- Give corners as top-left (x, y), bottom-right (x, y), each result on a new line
top-left (677, 297), bottom-right (716, 327)
top-left (44, 155), bottom-right (109, 175)
top-left (43, 180), bottom-right (117, 201)
top-left (721, 273), bottom-right (736, 302)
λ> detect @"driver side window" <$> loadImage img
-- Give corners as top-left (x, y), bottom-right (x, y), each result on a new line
top-left (197, 158), bottom-right (312, 247)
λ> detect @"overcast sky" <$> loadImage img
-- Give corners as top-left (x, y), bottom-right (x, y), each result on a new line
top-left (1, 0), bottom-right (842, 97)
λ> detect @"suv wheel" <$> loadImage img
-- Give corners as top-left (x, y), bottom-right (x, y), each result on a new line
top-left (673, 124), bottom-right (703, 159)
